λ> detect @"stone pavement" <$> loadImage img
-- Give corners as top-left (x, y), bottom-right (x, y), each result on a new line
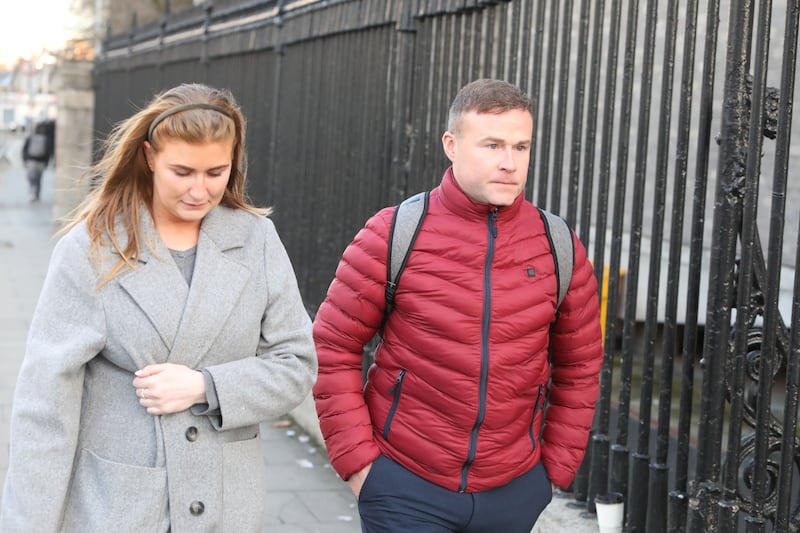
top-left (0, 134), bottom-right (58, 488)
top-left (0, 132), bottom-right (600, 532)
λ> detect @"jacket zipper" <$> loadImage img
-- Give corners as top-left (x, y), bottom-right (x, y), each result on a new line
top-left (529, 384), bottom-right (544, 449)
top-left (383, 370), bottom-right (407, 440)
top-left (459, 209), bottom-right (498, 492)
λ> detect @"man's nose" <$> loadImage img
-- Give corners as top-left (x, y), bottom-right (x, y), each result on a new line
top-left (500, 148), bottom-right (517, 171)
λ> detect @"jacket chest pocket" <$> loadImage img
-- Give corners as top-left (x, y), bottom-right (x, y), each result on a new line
top-left (383, 370), bottom-right (407, 440)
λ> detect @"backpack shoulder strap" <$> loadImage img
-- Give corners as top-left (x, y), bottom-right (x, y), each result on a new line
top-left (385, 191), bottom-right (430, 320)
top-left (537, 208), bottom-right (574, 310)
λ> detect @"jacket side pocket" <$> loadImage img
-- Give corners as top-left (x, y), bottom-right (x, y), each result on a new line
top-left (383, 370), bottom-right (407, 440)
top-left (528, 384), bottom-right (544, 451)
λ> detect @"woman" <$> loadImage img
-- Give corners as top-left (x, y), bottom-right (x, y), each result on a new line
top-left (0, 83), bottom-right (317, 531)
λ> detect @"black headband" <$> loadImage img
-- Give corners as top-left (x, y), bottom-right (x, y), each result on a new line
top-left (147, 103), bottom-right (234, 141)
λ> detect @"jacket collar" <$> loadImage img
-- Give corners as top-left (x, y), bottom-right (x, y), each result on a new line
top-left (198, 204), bottom-right (251, 252)
top-left (437, 167), bottom-right (525, 222)
top-left (110, 204), bottom-right (249, 263)
top-left (113, 205), bottom-right (252, 368)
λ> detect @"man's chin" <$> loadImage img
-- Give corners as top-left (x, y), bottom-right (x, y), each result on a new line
top-left (489, 195), bottom-right (518, 207)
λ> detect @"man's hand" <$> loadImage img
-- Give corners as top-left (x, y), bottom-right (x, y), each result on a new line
top-left (347, 463), bottom-right (373, 498)
top-left (133, 363), bottom-right (207, 415)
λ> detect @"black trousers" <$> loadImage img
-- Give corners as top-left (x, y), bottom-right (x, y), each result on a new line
top-left (25, 160), bottom-right (46, 200)
top-left (357, 455), bottom-right (553, 533)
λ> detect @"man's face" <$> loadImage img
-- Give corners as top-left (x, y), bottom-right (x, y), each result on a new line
top-left (442, 109), bottom-right (533, 207)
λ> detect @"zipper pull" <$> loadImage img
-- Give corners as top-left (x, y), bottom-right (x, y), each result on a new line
top-left (388, 372), bottom-right (404, 395)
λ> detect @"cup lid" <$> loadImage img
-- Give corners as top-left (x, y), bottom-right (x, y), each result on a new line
top-left (594, 492), bottom-right (624, 504)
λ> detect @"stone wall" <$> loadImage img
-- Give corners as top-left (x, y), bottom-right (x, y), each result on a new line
top-left (52, 60), bottom-right (94, 225)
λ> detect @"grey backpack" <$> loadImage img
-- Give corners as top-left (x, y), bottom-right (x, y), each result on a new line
top-left (383, 191), bottom-right (574, 325)
top-left (27, 133), bottom-right (48, 159)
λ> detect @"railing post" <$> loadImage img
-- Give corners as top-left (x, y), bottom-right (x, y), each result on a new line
top-left (201, 1), bottom-right (213, 67)
top-left (127, 11), bottom-right (137, 56)
top-left (587, 0), bottom-right (623, 515)
top-left (688, 0), bottom-right (753, 530)
top-left (774, 1), bottom-right (800, 526)
top-left (266, 0), bottom-right (285, 184)
top-left (668, 1), bottom-right (720, 530)
top-left (389, 0), bottom-right (418, 203)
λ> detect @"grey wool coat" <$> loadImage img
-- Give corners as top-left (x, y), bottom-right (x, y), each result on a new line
top-left (0, 206), bottom-right (317, 532)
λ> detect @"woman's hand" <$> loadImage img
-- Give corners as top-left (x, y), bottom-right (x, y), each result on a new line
top-left (132, 363), bottom-right (207, 415)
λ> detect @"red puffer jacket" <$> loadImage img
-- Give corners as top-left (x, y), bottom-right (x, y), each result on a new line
top-left (313, 168), bottom-right (602, 491)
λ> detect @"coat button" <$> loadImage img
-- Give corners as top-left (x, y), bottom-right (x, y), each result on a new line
top-left (190, 501), bottom-right (205, 515)
top-left (185, 426), bottom-right (198, 442)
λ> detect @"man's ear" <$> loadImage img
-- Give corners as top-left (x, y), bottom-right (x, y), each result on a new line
top-left (143, 141), bottom-right (154, 171)
top-left (442, 130), bottom-right (457, 163)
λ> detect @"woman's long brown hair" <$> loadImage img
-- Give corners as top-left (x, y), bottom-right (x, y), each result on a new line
top-left (64, 83), bottom-right (269, 287)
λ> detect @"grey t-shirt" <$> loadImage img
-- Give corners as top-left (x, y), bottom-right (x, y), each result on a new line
top-left (169, 246), bottom-right (197, 286)
top-left (169, 246), bottom-right (221, 416)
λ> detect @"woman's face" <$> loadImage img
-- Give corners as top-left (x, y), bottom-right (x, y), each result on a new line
top-left (145, 138), bottom-right (234, 229)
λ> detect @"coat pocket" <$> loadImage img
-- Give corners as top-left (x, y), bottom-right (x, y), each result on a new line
top-left (63, 448), bottom-right (169, 532)
top-left (222, 433), bottom-right (264, 531)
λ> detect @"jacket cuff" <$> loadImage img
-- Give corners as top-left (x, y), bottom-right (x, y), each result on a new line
top-left (540, 444), bottom-right (583, 489)
top-left (333, 443), bottom-right (382, 481)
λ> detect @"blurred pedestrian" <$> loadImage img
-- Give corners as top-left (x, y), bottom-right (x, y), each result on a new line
top-left (313, 78), bottom-right (603, 532)
top-left (21, 122), bottom-right (52, 202)
top-left (0, 83), bottom-right (317, 531)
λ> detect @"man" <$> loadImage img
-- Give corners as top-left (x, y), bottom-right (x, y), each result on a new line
top-left (21, 122), bottom-right (52, 202)
top-left (313, 78), bottom-right (603, 532)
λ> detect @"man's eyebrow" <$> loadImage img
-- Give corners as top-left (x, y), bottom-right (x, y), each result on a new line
top-left (478, 136), bottom-right (532, 144)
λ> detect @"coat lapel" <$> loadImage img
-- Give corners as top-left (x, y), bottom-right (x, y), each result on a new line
top-left (168, 207), bottom-right (252, 368)
top-left (117, 212), bottom-right (189, 361)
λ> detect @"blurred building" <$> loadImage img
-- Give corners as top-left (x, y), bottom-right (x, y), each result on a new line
top-left (0, 54), bottom-right (58, 132)
top-left (97, 0), bottom-right (197, 44)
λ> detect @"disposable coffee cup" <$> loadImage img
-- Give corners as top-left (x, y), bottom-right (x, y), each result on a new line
top-left (594, 492), bottom-right (624, 533)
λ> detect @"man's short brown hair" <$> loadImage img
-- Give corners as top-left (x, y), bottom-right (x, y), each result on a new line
top-left (447, 78), bottom-right (534, 133)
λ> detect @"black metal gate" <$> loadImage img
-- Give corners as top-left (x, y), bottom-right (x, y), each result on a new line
top-left (94, 1), bottom-right (800, 530)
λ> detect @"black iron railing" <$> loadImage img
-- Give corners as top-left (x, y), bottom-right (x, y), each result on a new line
top-left (94, 0), bottom-right (800, 530)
